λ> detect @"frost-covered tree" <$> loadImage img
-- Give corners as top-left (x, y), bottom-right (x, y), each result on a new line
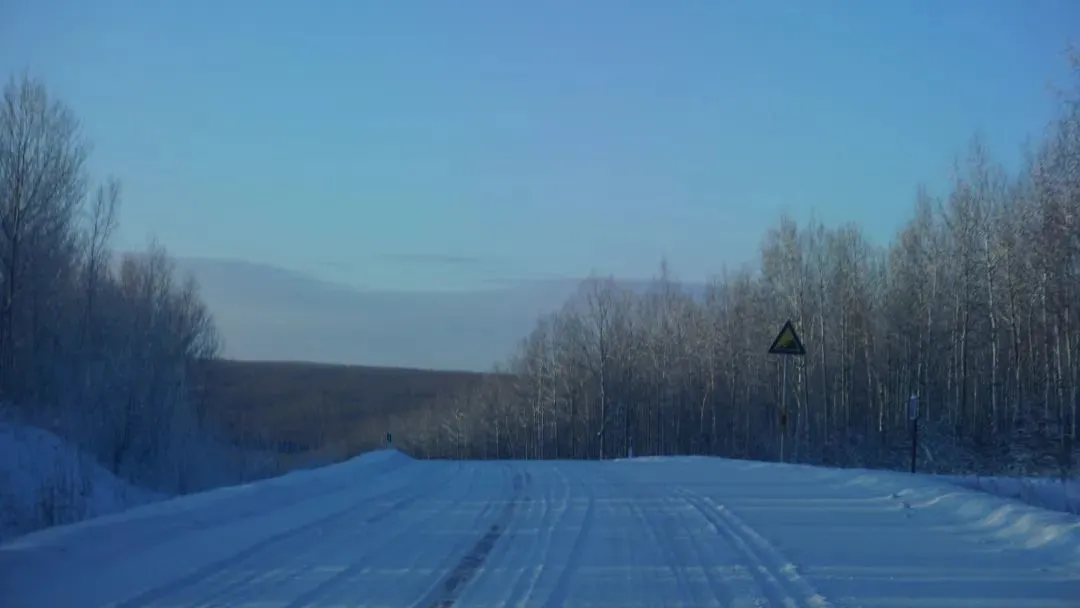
top-left (0, 73), bottom-right (222, 498)
top-left (413, 53), bottom-right (1080, 485)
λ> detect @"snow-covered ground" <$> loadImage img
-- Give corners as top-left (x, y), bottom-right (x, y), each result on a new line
top-left (944, 473), bottom-right (1080, 515)
top-left (0, 423), bottom-right (164, 542)
top-left (0, 420), bottom-right (324, 543)
top-left (2, 449), bottom-right (1078, 607)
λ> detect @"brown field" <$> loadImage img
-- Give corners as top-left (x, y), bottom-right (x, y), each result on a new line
top-left (192, 359), bottom-right (494, 465)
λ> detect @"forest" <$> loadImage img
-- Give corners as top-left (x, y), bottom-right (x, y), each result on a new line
top-left (0, 73), bottom-right (224, 496)
top-left (399, 55), bottom-right (1080, 480)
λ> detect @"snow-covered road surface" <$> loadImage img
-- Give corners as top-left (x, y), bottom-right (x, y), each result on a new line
top-left (3, 451), bottom-right (1079, 607)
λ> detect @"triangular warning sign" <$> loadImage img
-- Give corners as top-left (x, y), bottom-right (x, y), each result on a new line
top-left (768, 320), bottom-right (805, 356)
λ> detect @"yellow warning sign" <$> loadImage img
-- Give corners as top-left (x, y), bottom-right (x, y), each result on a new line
top-left (768, 320), bottom-right (805, 356)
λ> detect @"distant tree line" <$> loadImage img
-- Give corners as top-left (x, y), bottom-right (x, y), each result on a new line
top-left (404, 53), bottom-right (1080, 478)
top-left (0, 74), bottom-right (222, 493)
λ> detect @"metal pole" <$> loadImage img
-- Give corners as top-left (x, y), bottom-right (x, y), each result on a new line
top-left (780, 356), bottom-right (790, 463)
top-left (911, 421), bottom-right (920, 473)
top-left (780, 421), bottom-right (786, 463)
top-left (908, 393), bottom-right (919, 474)
top-left (910, 418), bottom-right (918, 473)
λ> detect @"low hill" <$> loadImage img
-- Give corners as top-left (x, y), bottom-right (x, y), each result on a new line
top-left (192, 359), bottom-right (497, 463)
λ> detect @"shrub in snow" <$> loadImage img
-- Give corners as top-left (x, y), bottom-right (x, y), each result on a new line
top-left (0, 423), bottom-right (163, 542)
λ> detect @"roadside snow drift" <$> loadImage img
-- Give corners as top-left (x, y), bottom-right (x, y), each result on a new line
top-left (0, 423), bottom-right (162, 542)
top-left (946, 474), bottom-right (1080, 515)
top-left (2, 452), bottom-right (1079, 607)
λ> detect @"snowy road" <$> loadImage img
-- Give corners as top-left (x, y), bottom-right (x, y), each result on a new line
top-left (3, 451), bottom-right (1079, 607)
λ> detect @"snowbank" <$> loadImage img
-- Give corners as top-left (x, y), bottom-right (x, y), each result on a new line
top-left (729, 459), bottom-right (1080, 564)
top-left (616, 453), bottom-right (1080, 516)
top-left (941, 474), bottom-right (1080, 515)
top-left (1, 447), bottom-right (415, 558)
top-left (0, 449), bottom-right (424, 608)
top-left (0, 418), bottom-right (412, 546)
top-left (846, 472), bottom-right (1080, 563)
top-left (615, 454), bottom-right (1080, 565)
top-left (0, 423), bottom-right (164, 542)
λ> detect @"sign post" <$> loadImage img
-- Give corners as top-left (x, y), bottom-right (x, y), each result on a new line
top-left (908, 394), bottom-right (919, 473)
top-left (768, 320), bottom-right (806, 463)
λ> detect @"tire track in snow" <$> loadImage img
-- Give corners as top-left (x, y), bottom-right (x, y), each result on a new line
top-left (276, 462), bottom-right (499, 608)
top-left (202, 462), bottom-right (477, 608)
top-left (600, 464), bottom-right (732, 607)
top-left (498, 464), bottom-right (564, 606)
top-left (541, 462), bottom-right (597, 608)
top-left (198, 464), bottom-right (461, 607)
top-left (497, 466), bottom-right (545, 607)
top-left (623, 489), bottom-right (697, 604)
top-left (114, 463), bottom-right (458, 608)
top-left (40, 456), bottom-right (415, 568)
top-left (401, 463), bottom-right (512, 607)
top-left (660, 493), bottom-right (736, 607)
top-left (519, 464), bottom-right (573, 602)
top-left (420, 466), bottom-right (529, 608)
top-left (677, 487), bottom-right (833, 608)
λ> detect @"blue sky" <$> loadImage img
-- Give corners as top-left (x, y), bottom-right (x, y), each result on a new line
top-left (4, 0), bottom-right (1078, 291)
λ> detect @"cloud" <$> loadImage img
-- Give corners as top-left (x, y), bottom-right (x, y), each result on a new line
top-left (171, 257), bottom-right (713, 371)
top-left (380, 253), bottom-right (487, 266)
top-left (172, 256), bottom-right (563, 370)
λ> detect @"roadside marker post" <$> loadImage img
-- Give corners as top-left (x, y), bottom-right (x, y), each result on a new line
top-left (908, 394), bottom-right (919, 473)
top-left (768, 320), bottom-right (805, 463)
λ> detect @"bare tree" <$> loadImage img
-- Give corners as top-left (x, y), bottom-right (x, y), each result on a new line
top-left (0, 73), bottom-right (225, 511)
top-left (0, 74), bottom-right (88, 403)
top-left (412, 52), bottom-right (1080, 489)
